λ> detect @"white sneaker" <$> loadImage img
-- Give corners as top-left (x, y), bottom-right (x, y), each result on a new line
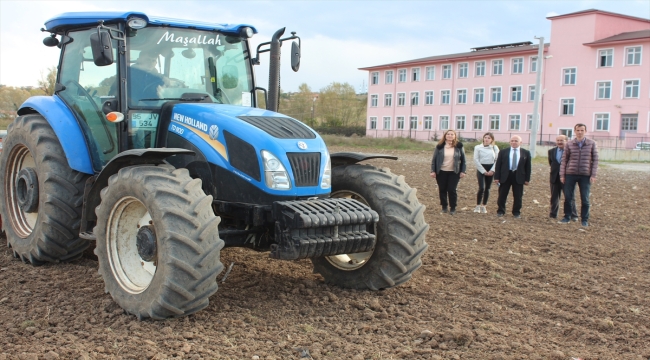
top-left (473, 205), bottom-right (481, 213)
top-left (480, 206), bottom-right (487, 214)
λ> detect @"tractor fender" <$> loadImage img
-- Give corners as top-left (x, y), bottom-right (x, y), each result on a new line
top-left (80, 148), bottom-right (195, 235)
top-left (18, 96), bottom-right (95, 174)
top-left (330, 152), bottom-right (398, 168)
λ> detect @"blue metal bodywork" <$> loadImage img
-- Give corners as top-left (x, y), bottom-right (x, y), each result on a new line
top-left (18, 96), bottom-right (95, 174)
top-left (44, 12), bottom-right (257, 35)
top-left (169, 104), bottom-right (331, 197)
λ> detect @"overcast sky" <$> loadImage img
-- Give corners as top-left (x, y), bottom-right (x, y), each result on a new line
top-left (1, 0), bottom-right (648, 93)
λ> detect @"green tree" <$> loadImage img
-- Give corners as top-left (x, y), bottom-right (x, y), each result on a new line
top-left (281, 83), bottom-right (317, 126)
top-left (37, 66), bottom-right (57, 96)
top-left (318, 82), bottom-right (366, 127)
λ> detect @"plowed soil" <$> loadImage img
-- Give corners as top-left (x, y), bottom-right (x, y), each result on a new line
top-left (1, 146), bottom-right (649, 360)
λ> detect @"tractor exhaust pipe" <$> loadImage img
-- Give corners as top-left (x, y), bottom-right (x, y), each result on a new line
top-left (267, 27), bottom-right (285, 112)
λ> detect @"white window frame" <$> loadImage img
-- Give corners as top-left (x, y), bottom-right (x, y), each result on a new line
top-left (559, 128), bottom-right (574, 139)
top-left (489, 114), bottom-right (501, 131)
top-left (383, 116), bottom-right (391, 130)
top-left (511, 57), bottom-right (524, 74)
top-left (458, 62), bottom-right (469, 78)
top-left (410, 116), bottom-right (418, 130)
top-left (412, 67), bottom-right (421, 82)
top-left (490, 86), bottom-right (502, 103)
top-left (370, 94), bottom-right (378, 107)
top-left (371, 72), bottom-right (379, 85)
top-left (442, 64), bottom-right (452, 79)
top-left (396, 116), bottom-right (405, 130)
top-left (510, 86), bottom-right (523, 103)
top-left (369, 116), bottom-right (377, 129)
top-left (385, 70), bottom-right (393, 84)
top-left (398, 69), bottom-right (407, 82)
top-left (594, 112), bottom-right (610, 131)
top-left (595, 80), bottom-right (612, 100)
top-left (424, 115), bottom-right (433, 130)
top-left (425, 91), bottom-right (434, 105)
top-left (474, 87), bottom-right (485, 104)
top-left (562, 67), bottom-right (577, 86)
top-left (492, 59), bottom-right (504, 75)
top-left (508, 114), bottom-right (521, 131)
top-left (528, 85), bottom-right (536, 102)
top-left (530, 56), bottom-right (538, 73)
top-left (426, 66), bottom-right (435, 81)
top-left (526, 113), bottom-right (540, 131)
top-left (441, 89), bottom-right (451, 105)
top-left (560, 98), bottom-right (575, 116)
top-left (456, 88), bottom-right (467, 104)
top-left (439, 115), bottom-right (450, 130)
top-left (597, 48), bottom-right (614, 68)
top-left (624, 45), bottom-right (642, 66)
top-left (475, 61), bottom-right (486, 77)
top-left (410, 91), bottom-right (419, 106)
top-left (455, 115), bottom-right (466, 130)
top-left (397, 92), bottom-right (406, 106)
top-left (472, 114), bottom-right (483, 130)
top-left (623, 79), bottom-right (641, 99)
top-left (384, 93), bottom-right (393, 107)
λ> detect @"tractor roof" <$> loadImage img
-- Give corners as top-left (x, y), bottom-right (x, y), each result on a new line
top-left (44, 12), bottom-right (257, 35)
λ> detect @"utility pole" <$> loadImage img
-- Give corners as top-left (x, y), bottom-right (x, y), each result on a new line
top-left (530, 36), bottom-right (545, 158)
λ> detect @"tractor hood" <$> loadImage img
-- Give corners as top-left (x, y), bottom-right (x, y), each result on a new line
top-left (166, 103), bottom-right (330, 197)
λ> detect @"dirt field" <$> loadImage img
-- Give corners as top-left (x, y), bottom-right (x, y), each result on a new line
top-left (1, 145), bottom-right (649, 360)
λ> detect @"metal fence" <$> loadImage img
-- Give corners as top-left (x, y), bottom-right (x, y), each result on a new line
top-left (367, 129), bottom-right (649, 150)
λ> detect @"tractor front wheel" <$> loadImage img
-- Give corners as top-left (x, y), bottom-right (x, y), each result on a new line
top-left (94, 165), bottom-right (223, 320)
top-left (312, 164), bottom-right (429, 290)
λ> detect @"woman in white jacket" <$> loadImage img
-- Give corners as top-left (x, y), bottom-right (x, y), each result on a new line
top-left (473, 132), bottom-right (499, 213)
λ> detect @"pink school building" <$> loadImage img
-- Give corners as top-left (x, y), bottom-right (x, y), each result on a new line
top-left (360, 9), bottom-right (650, 149)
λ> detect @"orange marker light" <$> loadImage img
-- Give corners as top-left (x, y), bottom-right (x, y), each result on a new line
top-left (106, 112), bottom-right (125, 123)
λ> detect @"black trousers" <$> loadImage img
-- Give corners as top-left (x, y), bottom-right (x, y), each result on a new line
top-left (436, 170), bottom-right (460, 209)
top-left (476, 164), bottom-right (494, 205)
top-left (497, 171), bottom-right (524, 216)
top-left (550, 181), bottom-right (577, 218)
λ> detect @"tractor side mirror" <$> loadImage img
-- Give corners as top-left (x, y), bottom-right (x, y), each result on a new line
top-left (221, 65), bottom-right (239, 89)
top-left (291, 41), bottom-right (300, 72)
top-left (90, 30), bottom-right (114, 66)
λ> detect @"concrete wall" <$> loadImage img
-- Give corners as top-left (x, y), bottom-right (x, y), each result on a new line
top-left (532, 145), bottom-right (650, 161)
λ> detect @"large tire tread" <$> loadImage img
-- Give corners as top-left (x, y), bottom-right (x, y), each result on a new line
top-left (312, 164), bottom-right (429, 290)
top-left (0, 115), bottom-right (89, 264)
top-left (94, 165), bottom-right (223, 320)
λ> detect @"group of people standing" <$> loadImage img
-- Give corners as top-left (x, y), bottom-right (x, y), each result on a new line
top-left (429, 123), bottom-right (599, 226)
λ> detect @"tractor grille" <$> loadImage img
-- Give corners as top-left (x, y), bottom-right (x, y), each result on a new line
top-left (237, 116), bottom-right (316, 139)
top-left (224, 131), bottom-right (261, 181)
top-left (287, 152), bottom-right (320, 187)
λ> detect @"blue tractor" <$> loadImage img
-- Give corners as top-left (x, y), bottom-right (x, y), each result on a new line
top-left (0, 12), bottom-right (429, 319)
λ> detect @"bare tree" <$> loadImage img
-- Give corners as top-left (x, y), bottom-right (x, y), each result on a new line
top-left (318, 82), bottom-right (366, 127)
top-left (37, 66), bottom-right (57, 96)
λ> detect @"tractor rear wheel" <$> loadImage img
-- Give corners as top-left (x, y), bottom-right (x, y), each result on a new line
top-left (94, 165), bottom-right (223, 320)
top-left (0, 114), bottom-right (88, 264)
top-left (311, 165), bottom-right (429, 290)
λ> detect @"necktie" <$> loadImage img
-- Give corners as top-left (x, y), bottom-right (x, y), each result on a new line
top-left (511, 149), bottom-right (518, 171)
top-left (557, 149), bottom-right (562, 163)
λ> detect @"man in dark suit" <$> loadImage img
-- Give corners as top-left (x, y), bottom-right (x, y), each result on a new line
top-left (548, 135), bottom-right (577, 220)
top-left (494, 135), bottom-right (531, 218)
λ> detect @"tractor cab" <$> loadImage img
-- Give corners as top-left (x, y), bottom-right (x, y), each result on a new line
top-left (43, 12), bottom-right (289, 171)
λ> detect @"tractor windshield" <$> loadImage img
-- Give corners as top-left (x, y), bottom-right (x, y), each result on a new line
top-left (126, 27), bottom-right (254, 107)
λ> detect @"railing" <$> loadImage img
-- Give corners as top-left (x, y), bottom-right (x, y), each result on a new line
top-left (366, 129), bottom-right (649, 150)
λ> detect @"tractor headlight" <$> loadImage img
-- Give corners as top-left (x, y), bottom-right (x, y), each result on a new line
top-left (240, 27), bottom-right (254, 39)
top-left (262, 150), bottom-right (291, 190)
top-left (321, 156), bottom-right (331, 189)
top-left (127, 17), bottom-right (148, 29)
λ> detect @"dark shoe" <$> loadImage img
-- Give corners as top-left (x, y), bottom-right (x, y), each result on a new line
top-left (513, 214), bottom-right (521, 219)
top-left (441, 207), bottom-right (448, 213)
top-left (450, 208), bottom-right (456, 215)
top-left (571, 217), bottom-right (579, 222)
top-left (581, 221), bottom-right (589, 227)
top-left (497, 213), bottom-right (504, 217)
top-left (549, 215), bottom-right (557, 219)
top-left (559, 218), bottom-right (571, 224)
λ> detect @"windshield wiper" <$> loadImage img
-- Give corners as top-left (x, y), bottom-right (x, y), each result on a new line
top-left (139, 95), bottom-right (212, 102)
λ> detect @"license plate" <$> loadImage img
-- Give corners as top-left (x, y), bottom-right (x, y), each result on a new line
top-left (131, 113), bottom-right (159, 129)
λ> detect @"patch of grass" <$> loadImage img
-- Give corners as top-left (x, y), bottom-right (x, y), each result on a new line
top-left (302, 324), bottom-right (315, 333)
top-left (20, 320), bottom-right (36, 329)
top-left (321, 134), bottom-right (434, 151)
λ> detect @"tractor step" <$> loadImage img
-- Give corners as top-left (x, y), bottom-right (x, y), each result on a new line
top-left (270, 198), bottom-right (378, 260)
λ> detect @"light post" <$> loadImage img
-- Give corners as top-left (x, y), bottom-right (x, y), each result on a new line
top-left (409, 93), bottom-right (415, 139)
top-left (530, 36), bottom-right (547, 158)
top-left (310, 96), bottom-right (316, 126)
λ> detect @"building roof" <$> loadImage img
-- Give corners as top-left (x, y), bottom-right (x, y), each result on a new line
top-left (359, 43), bottom-right (548, 71)
top-left (547, 9), bottom-right (650, 23)
top-left (583, 29), bottom-right (650, 46)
